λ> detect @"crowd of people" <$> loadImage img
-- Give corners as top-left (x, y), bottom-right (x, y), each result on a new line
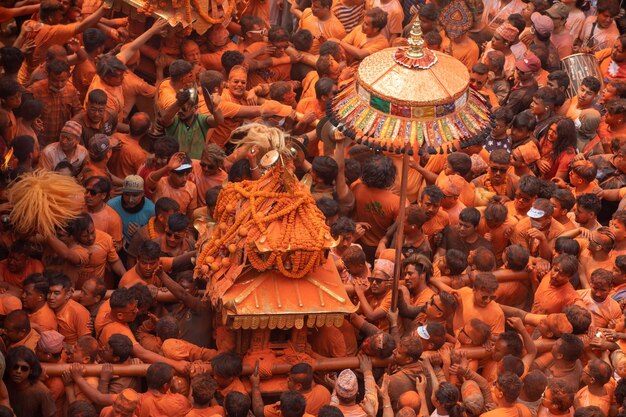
top-left (1, 0), bottom-right (626, 416)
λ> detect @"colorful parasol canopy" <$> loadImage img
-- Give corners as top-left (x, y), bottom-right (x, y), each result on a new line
top-left (327, 21), bottom-right (492, 154)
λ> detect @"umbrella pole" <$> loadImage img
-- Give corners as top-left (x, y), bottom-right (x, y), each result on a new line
top-left (391, 148), bottom-right (410, 312)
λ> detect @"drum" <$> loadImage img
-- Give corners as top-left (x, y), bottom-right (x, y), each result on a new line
top-left (561, 53), bottom-right (604, 99)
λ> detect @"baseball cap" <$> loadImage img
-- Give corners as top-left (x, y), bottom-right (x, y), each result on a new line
top-left (121, 175), bottom-right (144, 193)
top-left (172, 154), bottom-right (193, 172)
top-left (527, 206), bottom-right (546, 218)
top-left (530, 12), bottom-right (554, 36)
top-left (546, 2), bottom-right (569, 20)
top-left (88, 134), bottom-right (119, 157)
top-left (417, 325), bottom-right (431, 340)
top-left (516, 52), bottom-right (542, 73)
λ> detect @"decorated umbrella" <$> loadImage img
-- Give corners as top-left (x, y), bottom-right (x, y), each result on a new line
top-left (326, 21), bottom-right (492, 310)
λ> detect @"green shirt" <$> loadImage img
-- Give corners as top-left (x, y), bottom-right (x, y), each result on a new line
top-left (165, 114), bottom-right (211, 159)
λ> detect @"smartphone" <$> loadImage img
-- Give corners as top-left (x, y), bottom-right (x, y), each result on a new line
top-left (203, 86), bottom-right (215, 114)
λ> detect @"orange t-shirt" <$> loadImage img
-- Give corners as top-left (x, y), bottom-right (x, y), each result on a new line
top-left (296, 97), bottom-right (325, 119)
top-left (18, 21), bottom-right (78, 84)
top-left (30, 304), bottom-right (58, 332)
top-left (482, 404), bottom-right (532, 417)
top-left (389, 153), bottom-right (422, 203)
top-left (342, 25), bottom-right (389, 58)
top-left (308, 325), bottom-right (348, 358)
top-left (153, 178), bottom-right (198, 217)
top-left (364, 291), bottom-right (393, 333)
top-left (122, 71), bottom-right (156, 119)
top-left (55, 299), bottom-right (92, 346)
top-left (98, 320), bottom-right (138, 347)
top-left (79, 161), bottom-right (112, 183)
top-left (423, 209), bottom-right (450, 238)
top-left (477, 217), bottom-right (515, 263)
top-left (200, 42), bottom-right (239, 71)
top-left (190, 160), bottom-right (228, 207)
top-left (94, 299), bottom-right (112, 335)
top-left (89, 205), bottom-right (124, 249)
top-left (87, 75), bottom-right (124, 122)
top-left (449, 37), bottom-right (480, 71)
top-left (300, 71), bottom-right (319, 100)
top-left (0, 257), bottom-right (43, 287)
top-left (161, 338), bottom-right (217, 362)
top-left (576, 288), bottom-right (622, 328)
top-left (264, 386), bottom-right (330, 417)
top-left (72, 58), bottom-right (97, 102)
top-left (11, 328), bottom-right (40, 351)
top-left (0, 294), bottom-right (21, 314)
top-left (185, 406), bottom-right (225, 417)
top-left (453, 286), bottom-right (505, 336)
top-left (574, 386), bottom-right (612, 416)
top-left (136, 391), bottom-right (192, 417)
top-left (436, 171), bottom-right (475, 207)
top-left (509, 217), bottom-right (565, 257)
top-left (408, 286), bottom-right (435, 329)
top-left (245, 42), bottom-right (292, 88)
top-left (156, 79), bottom-right (178, 116)
top-left (352, 182), bottom-right (400, 247)
top-left (207, 89), bottom-right (243, 148)
top-left (596, 119), bottom-right (626, 151)
top-left (118, 257), bottom-right (173, 288)
top-left (531, 275), bottom-right (580, 314)
top-left (45, 376), bottom-right (65, 417)
top-left (108, 133), bottom-right (147, 178)
top-left (299, 9), bottom-right (346, 55)
top-left (216, 378), bottom-right (247, 401)
top-left (66, 230), bottom-right (119, 289)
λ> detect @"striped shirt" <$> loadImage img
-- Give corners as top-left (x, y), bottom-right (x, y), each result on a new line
top-left (332, 2), bottom-right (364, 33)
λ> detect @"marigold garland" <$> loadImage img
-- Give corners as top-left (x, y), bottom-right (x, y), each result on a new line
top-left (147, 217), bottom-right (157, 240)
top-left (196, 165), bottom-right (331, 297)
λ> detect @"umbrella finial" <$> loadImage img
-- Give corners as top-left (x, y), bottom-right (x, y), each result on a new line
top-left (406, 20), bottom-right (425, 59)
top-left (393, 20), bottom-right (437, 69)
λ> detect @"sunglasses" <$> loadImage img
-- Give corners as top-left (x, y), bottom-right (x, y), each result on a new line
top-left (429, 295), bottom-right (444, 313)
top-left (490, 166), bottom-right (508, 173)
top-left (85, 188), bottom-right (101, 196)
top-left (368, 277), bottom-right (390, 284)
top-left (12, 365), bottom-right (29, 372)
top-left (459, 327), bottom-right (472, 341)
top-left (248, 28), bottom-right (267, 35)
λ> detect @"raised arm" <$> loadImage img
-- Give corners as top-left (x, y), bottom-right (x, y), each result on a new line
top-left (1, 4), bottom-right (39, 19)
top-left (116, 19), bottom-right (169, 65)
top-left (132, 343), bottom-right (189, 375)
top-left (146, 152), bottom-right (186, 192)
top-left (158, 267), bottom-right (207, 312)
top-left (354, 284), bottom-right (389, 322)
top-left (507, 317), bottom-right (537, 370)
top-left (73, 3), bottom-right (108, 35)
top-left (46, 235), bottom-right (83, 266)
top-left (249, 365), bottom-right (265, 417)
top-left (67, 364), bottom-right (115, 406)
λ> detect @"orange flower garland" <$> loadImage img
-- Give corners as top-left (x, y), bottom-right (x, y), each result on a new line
top-left (196, 165), bottom-right (330, 293)
top-left (147, 217), bottom-right (157, 240)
